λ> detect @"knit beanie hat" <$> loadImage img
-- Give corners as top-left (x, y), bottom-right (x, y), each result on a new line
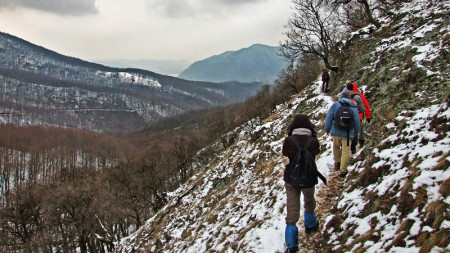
top-left (346, 82), bottom-right (354, 91)
top-left (287, 114), bottom-right (316, 136)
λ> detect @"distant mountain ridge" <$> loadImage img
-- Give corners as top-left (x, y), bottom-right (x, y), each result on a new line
top-left (95, 59), bottom-right (190, 76)
top-left (178, 44), bottom-right (287, 84)
top-left (0, 31), bottom-right (263, 132)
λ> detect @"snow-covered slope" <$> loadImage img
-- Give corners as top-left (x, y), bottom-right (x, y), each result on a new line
top-left (118, 0), bottom-right (449, 252)
top-left (119, 79), bottom-right (335, 253)
top-left (324, 103), bottom-right (449, 252)
top-left (322, 1), bottom-right (450, 252)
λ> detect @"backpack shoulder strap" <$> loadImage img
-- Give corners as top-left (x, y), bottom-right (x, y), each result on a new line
top-left (303, 136), bottom-right (313, 151)
top-left (317, 171), bottom-right (327, 185)
top-left (289, 135), bottom-right (312, 152)
top-left (288, 135), bottom-right (302, 151)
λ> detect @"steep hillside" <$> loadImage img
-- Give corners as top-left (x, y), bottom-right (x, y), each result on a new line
top-left (119, 81), bottom-right (336, 252)
top-left (178, 44), bottom-right (287, 84)
top-left (95, 59), bottom-right (190, 76)
top-left (321, 0), bottom-right (450, 252)
top-left (0, 32), bottom-right (262, 132)
top-left (118, 1), bottom-right (449, 252)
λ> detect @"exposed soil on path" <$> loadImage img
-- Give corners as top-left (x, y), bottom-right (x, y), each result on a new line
top-left (296, 170), bottom-right (345, 253)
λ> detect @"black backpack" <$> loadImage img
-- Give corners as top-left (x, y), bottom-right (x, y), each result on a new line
top-left (333, 101), bottom-right (355, 145)
top-left (287, 136), bottom-right (327, 189)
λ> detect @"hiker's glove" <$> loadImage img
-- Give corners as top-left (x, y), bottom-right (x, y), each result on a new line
top-left (367, 118), bottom-right (371, 123)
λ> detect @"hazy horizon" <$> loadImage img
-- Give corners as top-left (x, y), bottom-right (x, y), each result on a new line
top-left (0, 0), bottom-right (291, 62)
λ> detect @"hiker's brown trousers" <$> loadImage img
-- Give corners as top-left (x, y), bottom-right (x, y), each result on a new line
top-left (285, 183), bottom-right (316, 225)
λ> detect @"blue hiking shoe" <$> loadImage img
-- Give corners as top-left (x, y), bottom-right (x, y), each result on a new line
top-left (305, 220), bottom-right (320, 234)
top-left (285, 247), bottom-right (298, 253)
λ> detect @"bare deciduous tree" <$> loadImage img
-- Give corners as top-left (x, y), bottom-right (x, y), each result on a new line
top-left (281, 0), bottom-right (345, 71)
top-left (332, 0), bottom-right (385, 28)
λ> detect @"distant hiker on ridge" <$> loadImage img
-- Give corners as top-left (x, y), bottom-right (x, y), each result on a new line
top-left (324, 92), bottom-right (360, 177)
top-left (282, 114), bottom-right (326, 253)
top-left (342, 81), bottom-right (372, 154)
top-left (321, 69), bottom-right (330, 92)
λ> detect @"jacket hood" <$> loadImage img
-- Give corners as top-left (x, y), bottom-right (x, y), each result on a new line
top-left (341, 91), bottom-right (352, 99)
top-left (287, 114), bottom-right (316, 136)
top-left (339, 98), bottom-right (357, 107)
top-left (352, 83), bottom-right (358, 93)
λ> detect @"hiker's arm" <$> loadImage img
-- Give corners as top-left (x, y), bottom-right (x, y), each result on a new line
top-left (282, 137), bottom-right (290, 157)
top-left (353, 109), bottom-right (361, 134)
top-left (324, 104), bottom-right (335, 133)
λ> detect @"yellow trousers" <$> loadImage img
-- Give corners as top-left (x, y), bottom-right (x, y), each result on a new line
top-left (333, 136), bottom-right (352, 174)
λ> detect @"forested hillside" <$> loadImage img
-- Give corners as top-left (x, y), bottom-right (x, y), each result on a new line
top-left (0, 67), bottom-right (297, 252)
top-left (0, 32), bottom-right (263, 132)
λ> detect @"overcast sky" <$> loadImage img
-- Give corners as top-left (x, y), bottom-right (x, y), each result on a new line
top-left (0, 0), bottom-right (292, 62)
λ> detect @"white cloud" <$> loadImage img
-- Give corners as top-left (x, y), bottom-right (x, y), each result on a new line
top-left (148, 0), bottom-right (270, 18)
top-left (0, 0), bottom-right (291, 62)
top-left (0, 0), bottom-right (98, 16)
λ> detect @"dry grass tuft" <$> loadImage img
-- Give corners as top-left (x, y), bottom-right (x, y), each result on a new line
top-left (413, 186), bottom-right (428, 211)
top-left (439, 178), bottom-right (450, 197)
top-left (432, 152), bottom-right (450, 171)
top-left (397, 181), bottom-right (416, 219)
top-left (389, 219), bottom-right (415, 249)
top-left (425, 201), bottom-right (448, 229)
top-left (417, 230), bottom-right (450, 252)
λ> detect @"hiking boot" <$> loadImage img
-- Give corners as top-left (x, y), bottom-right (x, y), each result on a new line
top-left (359, 139), bottom-right (365, 148)
top-left (339, 171), bottom-right (348, 177)
top-left (334, 162), bottom-right (341, 171)
top-left (305, 220), bottom-right (320, 234)
top-left (285, 247), bottom-right (298, 253)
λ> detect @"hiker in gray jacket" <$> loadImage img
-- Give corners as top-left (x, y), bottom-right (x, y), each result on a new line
top-left (342, 81), bottom-right (365, 113)
top-left (341, 82), bottom-right (365, 153)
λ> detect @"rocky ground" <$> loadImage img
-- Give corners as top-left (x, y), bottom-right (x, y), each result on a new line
top-left (297, 170), bottom-right (345, 253)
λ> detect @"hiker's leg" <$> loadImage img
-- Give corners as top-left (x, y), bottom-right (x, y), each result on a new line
top-left (285, 183), bottom-right (300, 251)
top-left (285, 183), bottom-right (301, 225)
top-left (351, 125), bottom-right (359, 154)
top-left (301, 187), bottom-right (316, 229)
top-left (332, 136), bottom-right (342, 169)
top-left (285, 225), bottom-right (298, 250)
top-left (351, 136), bottom-right (358, 154)
top-left (340, 136), bottom-right (351, 173)
top-left (359, 123), bottom-right (365, 146)
top-left (301, 187), bottom-right (316, 213)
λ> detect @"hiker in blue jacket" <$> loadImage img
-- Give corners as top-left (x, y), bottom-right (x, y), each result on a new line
top-left (324, 93), bottom-right (360, 177)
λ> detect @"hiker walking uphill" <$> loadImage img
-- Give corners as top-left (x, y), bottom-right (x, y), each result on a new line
top-left (342, 82), bottom-right (372, 153)
top-left (321, 70), bottom-right (330, 92)
top-left (282, 114), bottom-right (326, 253)
top-left (324, 95), bottom-right (360, 177)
